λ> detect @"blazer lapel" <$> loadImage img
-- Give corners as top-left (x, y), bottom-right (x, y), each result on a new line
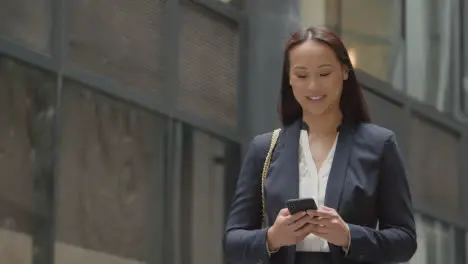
top-left (324, 124), bottom-right (354, 211)
top-left (275, 119), bottom-right (301, 203)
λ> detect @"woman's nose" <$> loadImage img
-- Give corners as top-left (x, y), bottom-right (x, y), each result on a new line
top-left (307, 80), bottom-right (318, 91)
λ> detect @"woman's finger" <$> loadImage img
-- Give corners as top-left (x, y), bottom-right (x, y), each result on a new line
top-left (289, 216), bottom-right (310, 231)
top-left (284, 211), bottom-right (307, 224)
top-left (308, 216), bottom-right (329, 226)
top-left (306, 210), bottom-right (333, 218)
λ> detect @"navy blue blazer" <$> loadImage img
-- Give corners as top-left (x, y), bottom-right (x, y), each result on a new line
top-left (223, 119), bottom-right (417, 264)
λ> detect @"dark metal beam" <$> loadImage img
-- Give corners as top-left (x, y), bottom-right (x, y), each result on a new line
top-left (0, 37), bottom-right (58, 72)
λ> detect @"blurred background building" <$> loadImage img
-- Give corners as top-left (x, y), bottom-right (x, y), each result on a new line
top-left (0, 0), bottom-right (466, 263)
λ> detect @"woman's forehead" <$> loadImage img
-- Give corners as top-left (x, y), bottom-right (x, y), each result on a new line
top-left (289, 41), bottom-right (339, 68)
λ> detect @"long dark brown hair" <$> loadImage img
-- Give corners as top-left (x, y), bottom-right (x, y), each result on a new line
top-left (279, 26), bottom-right (371, 126)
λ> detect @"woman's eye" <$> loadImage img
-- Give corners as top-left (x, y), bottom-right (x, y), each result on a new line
top-left (297, 75), bottom-right (308, 79)
top-left (319, 72), bottom-right (331, 77)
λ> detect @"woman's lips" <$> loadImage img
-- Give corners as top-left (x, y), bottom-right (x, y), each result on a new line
top-left (306, 95), bottom-right (326, 102)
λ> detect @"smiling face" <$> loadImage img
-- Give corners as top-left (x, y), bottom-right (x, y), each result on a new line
top-left (289, 40), bottom-right (348, 117)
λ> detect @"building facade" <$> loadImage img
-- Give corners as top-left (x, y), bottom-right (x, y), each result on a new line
top-left (0, 0), bottom-right (466, 264)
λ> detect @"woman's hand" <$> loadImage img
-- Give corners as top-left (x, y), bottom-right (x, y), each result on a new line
top-left (306, 206), bottom-right (350, 248)
top-left (266, 208), bottom-right (314, 251)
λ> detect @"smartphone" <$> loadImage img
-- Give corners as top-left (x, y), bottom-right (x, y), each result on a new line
top-left (286, 198), bottom-right (318, 215)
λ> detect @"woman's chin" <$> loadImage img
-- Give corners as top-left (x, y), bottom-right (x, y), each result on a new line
top-left (303, 107), bottom-right (329, 117)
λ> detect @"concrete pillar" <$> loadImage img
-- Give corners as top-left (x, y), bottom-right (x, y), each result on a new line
top-left (243, 0), bottom-right (301, 148)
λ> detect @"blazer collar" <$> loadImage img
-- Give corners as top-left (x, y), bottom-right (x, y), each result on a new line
top-left (277, 118), bottom-right (355, 211)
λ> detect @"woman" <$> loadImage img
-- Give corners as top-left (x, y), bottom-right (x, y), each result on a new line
top-left (223, 26), bottom-right (417, 264)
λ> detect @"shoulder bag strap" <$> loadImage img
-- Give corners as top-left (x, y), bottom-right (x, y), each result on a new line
top-left (261, 128), bottom-right (281, 228)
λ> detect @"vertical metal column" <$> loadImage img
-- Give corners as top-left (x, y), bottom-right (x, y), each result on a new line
top-left (162, 119), bottom-right (184, 264)
top-left (160, 0), bottom-right (182, 262)
top-left (31, 0), bottom-right (67, 263)
top-left (161, 0), bottom-right (181, 114)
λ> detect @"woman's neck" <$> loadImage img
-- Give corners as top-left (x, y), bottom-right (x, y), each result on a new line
top-left (303, 110), bottom-right (342, 136)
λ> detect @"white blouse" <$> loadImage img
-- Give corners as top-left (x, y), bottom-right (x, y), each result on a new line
top-left (296, 129), bottom-right (338, 252)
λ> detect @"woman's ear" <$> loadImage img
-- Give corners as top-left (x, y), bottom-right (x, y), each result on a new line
top-left (342, 65), bottom-right (349, 80)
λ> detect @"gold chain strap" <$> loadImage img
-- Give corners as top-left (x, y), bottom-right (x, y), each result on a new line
top-left (261, 128), bottom-right (281, 228)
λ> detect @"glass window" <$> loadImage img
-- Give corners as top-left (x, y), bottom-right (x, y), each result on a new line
top-left (341, 0), bottom-right (402, 39)
top-left (411, 214), bottom-right (457, 264)
top-left (175, 124), bottom-right (240, 264)
top-left (307, 0), bottom-right (459, 113)
top-left (461, 0), bottom-right (468, 117)
top-left (54, 80), bottom-right (166, 264)
top-left (301, 0), bottom-right (327, 28)
top-left (340, 0), bottom-right (403, 84)
top-left (405, 0), bottom-right (455, 112)
top-left (300, 0), bottom-right (403, 83)
top-left (341, 34), bottom-right (394, 82)
top-left (0, 56), bottom-right (57, 264)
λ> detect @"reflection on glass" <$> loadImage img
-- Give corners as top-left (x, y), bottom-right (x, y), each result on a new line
top-left (0, 56), bottom-right (57, 263)
top-left (216, 0), bottom-right (243, 8)
top-left (300, 0), bottom-right (327, 27)
top-left (341, 34), bottom-right (392, 82)
top-left (405, 0), bottom-right (453, 112)
top-left (411, 214), bottom-right (457, 264)
top-left (341, 0), bottom-right (402, 39)
top-left (463, 0), bottom-right (468, 117)
top-left (319, 0), bottom-right (459, 112)
top-left (300, 0), bottom-right (403, 85)
top-left (337, 0), bottom-right (403, 86)
top-left (54, 81), bottom-right (165, 264)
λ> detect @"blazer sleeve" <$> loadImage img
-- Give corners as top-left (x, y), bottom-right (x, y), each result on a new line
top-left (346, 133), bottom-right (417, 263)
top-left (223, 134), bottom-right (271, 264)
